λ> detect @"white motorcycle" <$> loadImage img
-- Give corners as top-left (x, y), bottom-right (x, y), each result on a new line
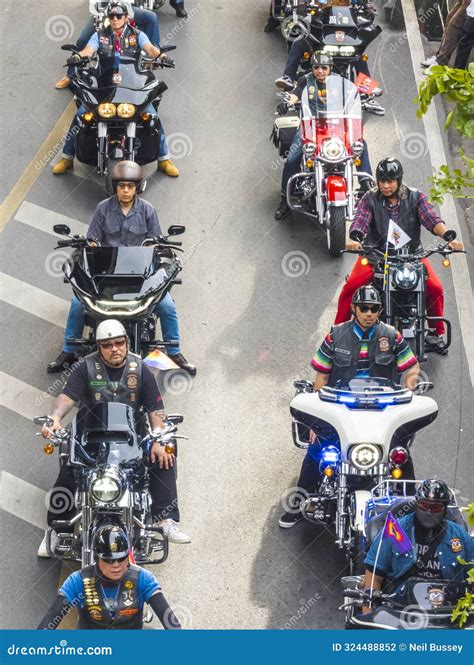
top-left (290, 377), bottom-right (438, 571)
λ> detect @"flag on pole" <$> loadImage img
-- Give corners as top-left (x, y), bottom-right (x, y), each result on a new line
top-left (387, 219), bottom-right (411, 250)
top-left (382, 511), bottom-right (412, 554)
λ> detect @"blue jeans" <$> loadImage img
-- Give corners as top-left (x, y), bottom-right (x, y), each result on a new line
top-left (281, 133), bottom-right (372, 196)
top-left (63, 293), bottom-right (181, 354)
top-left (62, 104), bottom-right (169, 160)
top-left (67, 9), bottom-right (161, 78)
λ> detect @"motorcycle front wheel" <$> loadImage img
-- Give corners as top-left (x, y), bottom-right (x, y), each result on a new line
top-left (327, 207), bottom-right (346, 258)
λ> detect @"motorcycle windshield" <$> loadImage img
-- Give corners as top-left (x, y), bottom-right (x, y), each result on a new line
top-left (300, 76), bottom-right (362, 145)
top-left (77, 246), bottom-right (171, 300)
top-left (77, 58), bottom-right (166, 108)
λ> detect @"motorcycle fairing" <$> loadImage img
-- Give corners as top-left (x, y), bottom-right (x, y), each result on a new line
top-left (325, 174), bottom-right (347, 204)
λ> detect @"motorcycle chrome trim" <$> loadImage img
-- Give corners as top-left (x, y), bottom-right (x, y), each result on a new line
top-left (126, 122), bottom-right (137, 138)
top-left (98, 122), bottom-right (107, 138)
top-left (351, 490), bottom-right (371, 536)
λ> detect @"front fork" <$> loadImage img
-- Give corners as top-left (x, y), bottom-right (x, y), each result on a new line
top-left (97, 122), bottom-right (137, 175)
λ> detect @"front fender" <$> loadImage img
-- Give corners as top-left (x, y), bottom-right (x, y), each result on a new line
top-left (325, 174), bottom-right (347, 205)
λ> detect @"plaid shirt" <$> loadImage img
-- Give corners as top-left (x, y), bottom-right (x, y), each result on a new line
top-left (349, 188), bottom-right (443, 239)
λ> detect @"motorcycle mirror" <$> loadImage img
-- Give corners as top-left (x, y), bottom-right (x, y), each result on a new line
top-left (166, 414), bottom-right (184, 424)
top-left (167, 225), bottom-right (185, 236)
top-left (61, 44), bottom-right (77, 51)
top-left (53, 224), bottom-right (71, 236)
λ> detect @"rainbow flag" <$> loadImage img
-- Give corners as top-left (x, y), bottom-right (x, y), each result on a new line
top-left (382, 511), bottom-right (412, 554)
top-left (144, 349), bottom-right (179, 370)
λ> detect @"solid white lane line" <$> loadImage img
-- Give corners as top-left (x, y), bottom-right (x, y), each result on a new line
top-left (0, 471), bottom-right (47, 531)
top-left (0, 272), bottom-right (68, 328)
top-left (0, 371), bottom-right (55, 420)
top-left (14, 201), bottom-right (89, 239)
top-left (402, 0), bottom-right (474, 386)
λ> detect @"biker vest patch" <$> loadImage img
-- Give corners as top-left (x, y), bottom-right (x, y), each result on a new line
top-left (85, 352), bottom-right (143, 407)
top-left (98, 24), bottom-right (141, 59)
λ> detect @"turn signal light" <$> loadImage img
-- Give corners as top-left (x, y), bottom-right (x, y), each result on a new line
top-left (141, 112), bottom-right (151, 122)
top-left (442, 258), bottom-right (451, 268)
top-left (361, 54), bottom-right (368, 61)
top-left (304, 52), bottom-right (311, 59)
top-left (392, 468), bottom-right (403, 480)
top-left (306, 159), bottom-right (314, 168)
top-left (44, 443), bottom-right (54, 455)
top-left (361, 257), bottom-right (369, 266)
top-left (324, 467), bottom-right (334, 477)
top-left (81, 112), bottom-right (94, 122)
top-left (354, 158), bottom-right (361, 166)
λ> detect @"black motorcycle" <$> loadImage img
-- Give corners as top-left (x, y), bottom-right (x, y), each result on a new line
top-left (344, 232), bottom-right (465, 361)
top-left (61, 44), bottom-right (175, 191)
top-left (35, 404), bottom-right (186, 567)
top-left (53, 223), bottom-right (185, 358)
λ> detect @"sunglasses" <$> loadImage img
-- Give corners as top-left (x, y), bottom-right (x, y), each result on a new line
top-left (357, 305), bottom-right (381, 314)
top-left (108, 13), bottom-right (126, 19)
top-left (313, 65), bottom-right (330, 71)
top-left (101, 554), bottom-right (129, 564)
top-left (99, 338), bottom-right (127, 350)
top-left (417, 499), bottom-right (446, 513)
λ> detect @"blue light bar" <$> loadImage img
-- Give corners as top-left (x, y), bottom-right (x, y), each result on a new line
top-left (321, 446), bottom-right (340, 463)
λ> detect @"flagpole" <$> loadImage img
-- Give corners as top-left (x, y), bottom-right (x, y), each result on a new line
top-left (383, 224), bottom-right (391, 289)
top-left (369, 512), bottom-right (390, 600)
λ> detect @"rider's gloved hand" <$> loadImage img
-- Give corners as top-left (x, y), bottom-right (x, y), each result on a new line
top-left (277, 102), bottom-right (289, 115)
top-left (159, 54), bottom-right (175, 67)
top-left (41, 415), bottom-right (61, 439)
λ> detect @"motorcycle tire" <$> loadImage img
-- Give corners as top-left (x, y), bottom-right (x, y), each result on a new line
top-left (327, 207), bottom-right (346, 258)
top-left (349, 531), bottom-right (366, 576)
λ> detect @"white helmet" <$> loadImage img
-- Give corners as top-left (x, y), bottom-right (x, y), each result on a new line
top-left (96, 319), bottom-right (127, 342)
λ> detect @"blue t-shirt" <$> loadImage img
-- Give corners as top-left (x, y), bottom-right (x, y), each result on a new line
top-left (60, 568), bottom-right (161, 608)
top-left (87, 29), bottom-right (150, 52)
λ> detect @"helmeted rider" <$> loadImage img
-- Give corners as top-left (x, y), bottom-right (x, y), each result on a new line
top-left (278, 286), bottom-right (420, 528)
top-left (362, 479), bottom-right (474, 613)
top-left (48, 160), bottom-right (196, 376)
top-left (335, 157), bottom-right (464, 351)
top-left (38, 525), bottom-right (182, 629)
top-left (52, 2), bottom-right (179, 178)
top-left (274, 51), bottom-right (372, 221)
top-left (39, 319), bottom-right (190, 558)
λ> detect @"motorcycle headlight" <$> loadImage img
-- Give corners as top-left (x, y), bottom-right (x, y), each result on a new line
top-left (394, 264), bottom-right (418, 290)
top-left (117, 103), bottom-right (136, 118)
top-left (340, 46), bottom-right (356, 55)
top-left (351, 141), bottom-right (364, 157)
top-left (349, 444), bottom-right (382, 470)
top-left (321, 137), bottom-right (346, 161)
top-left (98, 103), bottom-right (116, 118)
top-left (303, 142), bottom-right (316, 157)
top-left (83, 295), bottom-right (156, 317)
top-left (91, 474), bottom-right (121, 502)
top-left (323, 45), bottom-right (340, 54)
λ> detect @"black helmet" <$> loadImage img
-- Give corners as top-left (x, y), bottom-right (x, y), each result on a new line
top-left (416, 479), bottom-right (450, 504)
top-left (93, 526), bottom-right (129, 560)
top-left (110, 160), bottom-right (145, 194)
top-left (352, 285), bottom-right (382, 306)
top-left (106, 2), bottom-right (128, 15)
top-left (376, 158), bottom-right (403, 184)
top-left (311, 51), bottom-right (333, 68)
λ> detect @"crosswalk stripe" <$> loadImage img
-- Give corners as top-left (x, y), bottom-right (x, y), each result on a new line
top-left (0, 470), bottom-right (48, 531)
top-left (0, 371), bottom-right (55, 421)
top-left (0, 272), bottom-right (68, 328)
top-left (14, 201), bottom-right (89, 239)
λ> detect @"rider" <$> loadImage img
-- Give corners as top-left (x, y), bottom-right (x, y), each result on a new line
top-left (279, 286), bottom-right (420, 528)
top-left (362, 479), bottom-right (474, 612)
top-left (52, 2), bottom-right (179, 178)
top-left (47, 161), bottom-right (196, 376)
top-left (335, 157), bottom-right (464, 350)
top-left (274, 51), bottom-right (373, 221)
top-left (38, 526), bottom-right (181, 629)
top-left (38, 319), bottom-right (190, 557)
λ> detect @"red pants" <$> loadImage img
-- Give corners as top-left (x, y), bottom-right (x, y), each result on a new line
top-left (335, 257), bottom-right (445, 334)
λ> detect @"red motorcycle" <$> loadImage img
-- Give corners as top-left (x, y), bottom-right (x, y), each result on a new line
top-left (276, 76), bottom-right (372, 257)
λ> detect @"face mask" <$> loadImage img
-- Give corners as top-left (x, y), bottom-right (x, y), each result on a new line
top-left (415, 505), bottom-right (445, 530)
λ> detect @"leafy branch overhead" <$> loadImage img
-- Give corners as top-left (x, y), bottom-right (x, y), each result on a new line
top-left (414, 63), bottom-right (474, 203)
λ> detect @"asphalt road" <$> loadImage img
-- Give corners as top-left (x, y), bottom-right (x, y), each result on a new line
top-left (0, 0), bottom-right (472, 631)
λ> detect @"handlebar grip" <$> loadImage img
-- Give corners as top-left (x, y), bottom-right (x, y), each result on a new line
top-left (343, 590), bottom-right (364, 599)
top-left (56, 240), bottom-right (72, 247)
top-left (170, 240), bottom-right (182, 246)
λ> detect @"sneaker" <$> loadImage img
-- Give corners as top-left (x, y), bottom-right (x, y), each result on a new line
top-left (421, 55), bottom-right (437, 67)
top-left (279, 511), bottom-right (303, 528)
top-left (157, 519), bottom-right (191, 544)
top-left (362, 98), bottom-right (385, 116)
top-left (37, 530), bottom-right (58, 557)
top-left (372, 87), bottom-right (383, 97)
top-left (169, 352), bottom-right (197, 376)
top-left (47, 351), bottom-right (76, 373)
top-left (275, 75), bottom-right (295, 91)
top-left (425, 332), bottom-right (446, 351)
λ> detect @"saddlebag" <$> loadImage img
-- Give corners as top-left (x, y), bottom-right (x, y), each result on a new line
top-left (272, 116), bottom-right (300, 157)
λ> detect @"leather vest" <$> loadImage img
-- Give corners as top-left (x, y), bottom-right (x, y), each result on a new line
top-left (365, 187), bottom-right (422, 253)
top-left (78, 564), bottom-right (143, 629)
top-left (329, 320), bottom-right (398, 386)
top-left (97, 24), bottom-right (141, 60)
top-left (303, 73), bottom-right (327, 116)
top-left (84, 352), bottom-right (143, 407)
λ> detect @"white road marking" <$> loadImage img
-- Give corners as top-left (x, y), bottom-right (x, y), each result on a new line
top-left (0, 470), bottom-right (47, 531)
top-left (0, 272), bottom-right (68, 328)
top-left (403, 0), bottom-right (474, 386)
top-left (0, 371), bottom-right (55, 420)
top-left (14, 200), bottom-right (88, 238)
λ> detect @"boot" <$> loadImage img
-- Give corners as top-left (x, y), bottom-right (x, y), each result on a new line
top-left (52, 158), bottom-right (74, 175)
top-left (47, 351), bottom-right (76, 373)
top-left (158, 159), bottom-right (179, 177)
top-left (275, 196), bottom-right (290, 220)
top-left (55, 76), bottom-right (70, 90)
top-left (264, 16), bottom-right (280, 32)
top-left (169, 353), bottom-right (196, 376)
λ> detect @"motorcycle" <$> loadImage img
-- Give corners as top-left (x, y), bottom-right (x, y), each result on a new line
top-left (35, 404), bottom-right (187, 566)
top-left (290, 378), bottom-right (438, 572)
top-left (273, 75), bottom-right (372, 256)
top-left (60, 44), bottom-right (175, 192)
top-left (340, 478), bottom-right (472, 629)
top-left (345, 232), bottom-right (465, 360)
top-left (53, 222), bottom-right (185, 358)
